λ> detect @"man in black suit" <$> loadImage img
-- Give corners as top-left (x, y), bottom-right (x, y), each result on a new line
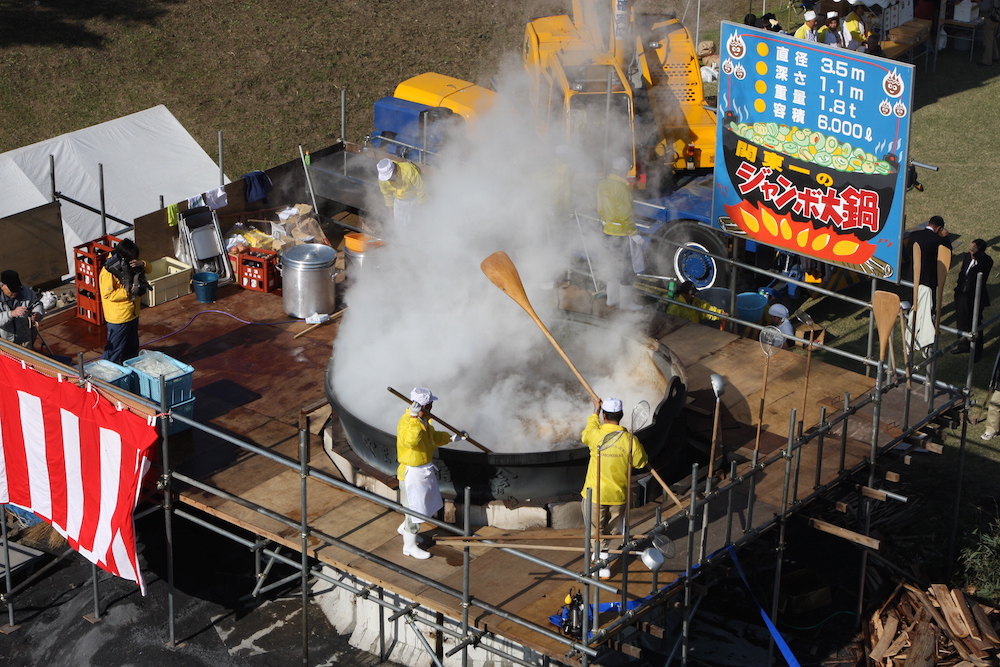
top-left (953, 238), bottom-right (993, 360)
top-left (906, 216), bottom-right (952, 352)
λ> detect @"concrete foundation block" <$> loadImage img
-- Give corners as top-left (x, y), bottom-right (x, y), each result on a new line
top-left (357, 472), bottom-right (398, 503)
top-left (548, 499), bottom-right (585, 529)
top-left (324, 442), bottom-right (356, 485)
top-left (486, 502), bottom-right (547, 530)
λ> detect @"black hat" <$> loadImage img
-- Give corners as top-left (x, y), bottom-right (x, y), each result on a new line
top-left (0, 270), bottom-right (22, 292)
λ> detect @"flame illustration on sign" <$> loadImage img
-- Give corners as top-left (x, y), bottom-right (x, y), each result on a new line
top-left (882, 69), bottom-right (905, 98)
top-left (724, 200), bottom-right (877, 266)
top-left (726, 33), bottom-right (747, 59)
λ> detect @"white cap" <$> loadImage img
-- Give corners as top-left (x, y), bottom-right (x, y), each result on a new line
top-left (410, 387), bottom-right (438, 406)
top-left (602, 397), bottom-right (624, 413)
top-left (827, 10), bottom-right (839, 18)
top-left (611, 157), bottom-right (631, 173)
top-left (769, 303), bottom-right (789, 319)
top-left (804, 10), bottom-right (817, 20)
top-left (376, 158), bottom-right (395, 181)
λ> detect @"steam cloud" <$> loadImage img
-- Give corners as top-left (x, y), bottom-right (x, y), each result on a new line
top-left (331, 65), bottom-right (674, 453)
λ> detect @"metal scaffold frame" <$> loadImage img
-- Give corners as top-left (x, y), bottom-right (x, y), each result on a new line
top-left (1, 243), bottom-right (991, 666)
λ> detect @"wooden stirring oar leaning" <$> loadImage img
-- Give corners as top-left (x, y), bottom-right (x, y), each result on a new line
top-left (387, 386), bottom-right (491, 453)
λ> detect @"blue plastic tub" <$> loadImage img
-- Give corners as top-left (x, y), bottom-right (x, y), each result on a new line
top-left (165, 397), bottom-right (195, 435)
top-left (192, 271), bottom-right (219, 303)
top-left (124, 351), bottom-right (194, 405)
top-left (736, 292), bottom-right (768, 323)
top-left (84, 359), bottom-right (136, 392)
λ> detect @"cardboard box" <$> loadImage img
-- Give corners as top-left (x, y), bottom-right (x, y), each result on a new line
top-left (954, 1), bottom-right (978, 23)
top-left (142, 257), bottom-right (193, 307)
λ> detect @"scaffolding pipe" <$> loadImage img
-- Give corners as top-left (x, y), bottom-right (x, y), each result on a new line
top-left (767, 412), bottom-right (796, 666)
top-left (681, 462), bottom-right (698, 666)
top-left (171, 477), bottom-right (601, 657)
top-left (168, 414), bottom-right (621, 597)
top-left (1, 502), bottom-right (14, 629)
top-left (857, 360), bottom-right (884, 625)
top-left (582, 488), bottom-right (592, 667)
top-left (948, 275), bottom-right (983, 569)
top-left (160, 375), bottom-right (176, 647)
top-left (99, 163), bottom-right (107, 238)
top-left (172, 507), bottom-right (541, 667)
top-left (299, 425), bottom-right (310, 666)
top-left (462, 487), bottom-right (471, 667)
top-left (814, 407), bottom-right (827, 490)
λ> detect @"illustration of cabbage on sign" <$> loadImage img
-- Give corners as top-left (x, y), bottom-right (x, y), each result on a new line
top-left (712, 25), bottom-right (914, 280)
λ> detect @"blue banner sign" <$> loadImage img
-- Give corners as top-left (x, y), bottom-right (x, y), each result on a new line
top-left (711, 22), bottom-right (914, 281)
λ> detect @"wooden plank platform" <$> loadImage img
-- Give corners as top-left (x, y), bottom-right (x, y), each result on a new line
top-left (35, 287), bottom-right (922, 662)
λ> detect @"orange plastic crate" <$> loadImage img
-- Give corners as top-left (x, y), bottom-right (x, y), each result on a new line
top-left (236, 248), bottom-right (280, 293)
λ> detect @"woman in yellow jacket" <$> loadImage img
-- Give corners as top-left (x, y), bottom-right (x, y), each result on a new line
top-left (581, 396), bottom-right (648, 577)
top-left (396, 387), bottom-right (452, 559)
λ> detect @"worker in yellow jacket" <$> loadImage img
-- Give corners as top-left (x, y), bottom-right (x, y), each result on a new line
top-left (377, 158), bottom-right (426, 228)
top-left (396, 387), bottom-right (453, 559)
top-left (597, 157), bottom-right (644, 311)
top-left (667, 281), bottom-right (727, 325)
top-left (99, 239), bottom-right (149, 364)
top-left (581, 396), bottom-right (648, 578)
top-left (841, 1), bottom-right (869, 51)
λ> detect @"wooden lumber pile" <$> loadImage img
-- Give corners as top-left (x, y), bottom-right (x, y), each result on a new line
top-left (869, 582), bottom-right (1000, 666)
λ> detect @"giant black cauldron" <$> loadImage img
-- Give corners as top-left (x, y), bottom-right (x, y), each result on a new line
top-left (325, 311), bottom-right (688, 504)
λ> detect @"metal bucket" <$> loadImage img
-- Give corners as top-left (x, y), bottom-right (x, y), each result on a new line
top-left (280, 243), bottom-right (338, 318)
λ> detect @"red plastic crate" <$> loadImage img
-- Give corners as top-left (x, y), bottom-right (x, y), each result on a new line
top-left (76, 289), bottom-right (104, 325)
top-left (74, 235), bottom-right (122, 286)
top-left (236, 248), bottom-right (280, 293)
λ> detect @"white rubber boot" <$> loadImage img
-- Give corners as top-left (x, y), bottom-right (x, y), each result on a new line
top-left (598, 551), bottom-right (611, 579)
top-left (402, 531), bottom-right (432, 560)
top-left (619, 284), bottom-right (644, 311)
top-left (398, 521), bottom-right (427, 545)
top-left (605, 282), bottom-right (620, 307)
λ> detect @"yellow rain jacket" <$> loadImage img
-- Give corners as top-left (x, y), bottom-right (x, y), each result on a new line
top-left (842, 11), bottom-right (867, 50)
top-left (396, 411), bottom-right (450, 480)
top-left (380, 161), bottom-right (427, 208)
top-left (596, 174), bottom-right (637, 237)
top-left (98, 262), bottom-right (148, 324)
top-left (667, 295), bottom-right (725, 324)
top-left (580, 414), bottom-right (648, 506)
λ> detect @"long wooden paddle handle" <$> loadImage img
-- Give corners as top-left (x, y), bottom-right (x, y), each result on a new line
top-left (533, 316), bottom-right (599, 402)
top-left (649, 468), bottom-right (685, 509)
top-left (386, 387), bottom-right (492, 453)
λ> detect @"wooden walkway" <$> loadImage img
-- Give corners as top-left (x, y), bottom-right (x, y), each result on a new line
top-left (40, 285), bottom-right (911, 663)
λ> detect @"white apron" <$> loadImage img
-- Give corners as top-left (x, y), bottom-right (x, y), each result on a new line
top-left (403, 462), bottom-right (443, 524)
top-left (394, 197), bottom-right (418, 228)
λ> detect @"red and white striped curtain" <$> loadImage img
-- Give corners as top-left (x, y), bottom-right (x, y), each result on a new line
top-left (0, 354), bottom-right (159, 593)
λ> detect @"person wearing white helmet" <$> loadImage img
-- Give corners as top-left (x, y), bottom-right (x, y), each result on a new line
top-left (581, 396), bottom-right (648, 578)
top-left (597, 157), bottom-right (644, 311)
top-left (768, 303), bottom-right (796, 348)
top-left (396, 386), bottom-right (451, 559)
top-left (377, 157), bottom-right (426, 228)
top-left (794, 10), bottom-right (824, 42)
top-left (823, 11), bottom-right (845, 47)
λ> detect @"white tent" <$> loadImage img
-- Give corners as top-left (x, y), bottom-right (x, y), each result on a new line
top-left (0, 105), bottom-right (226, 275)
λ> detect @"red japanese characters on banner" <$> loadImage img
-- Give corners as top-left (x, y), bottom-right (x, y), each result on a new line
top-left (0, 354), bottom-right (158, 593)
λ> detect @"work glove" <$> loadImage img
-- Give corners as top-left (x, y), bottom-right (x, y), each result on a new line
top-left (450, 431), bottom-right (469, 442)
